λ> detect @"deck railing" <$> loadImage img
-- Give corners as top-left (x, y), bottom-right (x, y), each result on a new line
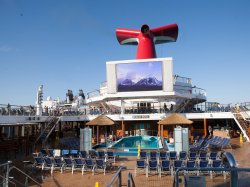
top-left (106, 166), bottom-right (124, 187)
top-left (174, 167), bottom-right (250, 187)
top-left (127, 172), bottom-right (136, 187)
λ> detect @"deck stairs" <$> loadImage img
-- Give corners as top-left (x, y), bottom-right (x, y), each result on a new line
top-left (232, 108), bottom-right (250, 142)
top-left (34, 116), bottom-right (60, 145)
top-left (174, 99), bottom-right (192, 113)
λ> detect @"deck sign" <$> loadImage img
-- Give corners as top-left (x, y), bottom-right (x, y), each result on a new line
top-left (132, 115), bottom-right (150, 119)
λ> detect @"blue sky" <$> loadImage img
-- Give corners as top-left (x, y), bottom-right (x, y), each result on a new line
top-left (0, 0), bottom-right (250, 105)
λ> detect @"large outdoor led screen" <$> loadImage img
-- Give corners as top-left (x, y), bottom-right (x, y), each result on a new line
top-left (116, 61), bottom-right (163, 92)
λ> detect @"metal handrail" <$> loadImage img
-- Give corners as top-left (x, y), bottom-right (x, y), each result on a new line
top-left (127, 172), bottom-right (136, 187)
top-left (9, 166), bottom-right (41, 187)
top-left (106, 166), bottom-right (124, 187)
top-left (0, 174), bottom-right (16, 187)
top-left (174, 167), bottom-right (250, 187)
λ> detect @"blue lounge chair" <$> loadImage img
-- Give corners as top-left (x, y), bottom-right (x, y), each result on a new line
top-left (159, 152), bottom-right (167, 160)
top-left (159, 160), bottom-right (171, 177)
top-left (80, 150), bottom-right (89, 159)
top-left (189, 152), bottom-right (197, 160)
top-left (135, 159), bottom-right (147, 176)
top-left (140, 151), bottom-right (147, 160)
top-left (84, 158), bottom-right (95, 175)
top-left (179, 151), bottom-right (187, 160)
top-left (74, 158), bottom-right (85, 175)
top-left (61, 150), bottom-right (70, 158)
top-left (33, 157), bottom-right (44, 170)
top-left (169, 151), bottom-right (177, 160)
top-left (173, 160), bottom-right (183, 176)
top-left (63, 158), bottom-right (74, 174)
top-left (199, 151), bottom-right (207, 160)
top-left (54, 157), bottom-right (64, 173)
top-left (147, 159), bottom-right (158, 177)
top-left (95, 159), bottom-right (106, 175)
top-left (184, 160), bottom-right (196, 175)
top-left (197, 160), bottom-right (209, 176)
top-left (98, 151), bottom-right (106, 159)
top-left (48, 149), bottom-right (54, 157)
top-left (150, 152), bottom-right (157, 160)
top-left (107, 151), bottom-right (116, 163)
top-left (210, 160), bottom-right (226, 179)
top-left (43, 157), bottom-right (54, 174)
top-left (209, 152), bottom-right (218, 160)
top-left (70, 150), bottom-right (79, 158)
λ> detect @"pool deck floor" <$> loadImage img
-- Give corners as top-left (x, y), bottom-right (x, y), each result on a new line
top-left (4, 137), bottom-right (250, 187)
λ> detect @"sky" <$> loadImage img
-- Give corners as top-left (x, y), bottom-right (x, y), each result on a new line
top-left (0, 0), bottom-right (250, 105)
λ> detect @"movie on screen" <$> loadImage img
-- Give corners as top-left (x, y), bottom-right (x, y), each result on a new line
top-left (116, 61), bottom-right (163, 92)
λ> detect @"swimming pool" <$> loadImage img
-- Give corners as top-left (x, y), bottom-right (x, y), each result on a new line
top-left (112, 135), bottom-right (163, 149)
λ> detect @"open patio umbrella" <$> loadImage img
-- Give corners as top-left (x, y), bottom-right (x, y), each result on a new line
top-left (86, 115), bottom-right (116, 144)
top-left (157, 113), bottom-right (193, 138)
top-left (158, 113), bottom-right (193, 125)
top-left (86, 115), bottom-right (115, 126)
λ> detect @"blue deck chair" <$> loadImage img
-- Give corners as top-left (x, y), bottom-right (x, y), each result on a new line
top-left (209, 152), bottom-right (218, 160)
top-left (70, 150), bottom-right (79, 158)
top-left (135, 159), bottom-right (147, 176)
top-left (147, 159), bottom-right (159, 177)
top-left (189, 152), bottom-right (197, 160)
top-left (48, 149), bottom-right (54, 157)
top-left (184, 160), bottom-right (196, 175)
top-left (107, 151), bottom-right (116, 164)
top-left (173, 160), bottom-right (183, 177)
top-left (159, 152), bottom-right (167, 160)
top-left (33, 157), bottom-right (44, 170)
top-left (209, 160), bottom-right (225, 179)
top-left (169, 151), bottom-right (177, 160)
top-left (199, 151), bottom-right (207, 160)
top-left (140, 151), bottom-right (147, 160)
top-left (63, 158), bottom-right (74, 174)
top-left (61, 150), bottom-right (70, 158)
top-left (197, 160), bottom-right (209, 176)
top-left (54, 157), bottom-right (64, 173)
top-left (98, 151), bottom-right (106, 159)
top-left (80, 150), bottom-right (89, 159)
top-left (43, 157), bottom-right (54, 174)
top-left (150, 152), bottom-right (157, 160)
top-left (73, 158), bottom-right (85, 175)
top-left (179, 151), bottom-right (187, 160)
top-left (40, 149), bottom-right (47, 157)
top-left (89, 150), bottom-right (98, 159)
top-left (95, 159), bottom-right (106, 175)
top-left (84, 158), bottom-right (95, 175)
top-left (159, 160), bottom-right (171, 177)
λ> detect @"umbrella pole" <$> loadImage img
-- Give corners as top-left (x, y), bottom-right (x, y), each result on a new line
top-left (97, 126), bottom-right (99, 144)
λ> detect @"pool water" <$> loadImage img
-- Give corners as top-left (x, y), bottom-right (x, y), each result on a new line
top-left (112, 135), bottom-right (163, 149)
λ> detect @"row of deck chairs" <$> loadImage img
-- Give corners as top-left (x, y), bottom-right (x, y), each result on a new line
top-left (39, 149), bottom-right (116, 163)
top-left (190, 136), bottom-right (231, 151)
top-left (33, 156), bottom-right (110, 175)
top-left (135, 157), bottom-right (226, 179)
top-left (139, 150), bottom-right (221, 162)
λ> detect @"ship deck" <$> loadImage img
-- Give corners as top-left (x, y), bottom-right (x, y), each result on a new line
top-left (17, 137), bottom-right (249, 187)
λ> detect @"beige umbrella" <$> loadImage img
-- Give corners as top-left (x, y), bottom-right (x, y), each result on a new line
top-left (158, 113), bottom-right (193, 138)
top-left (158, 113), bottom-right (193, 125)
top-left (86, 115), bottom-right (116, 144)
top-left (86, 115), bottom-right (115, 126)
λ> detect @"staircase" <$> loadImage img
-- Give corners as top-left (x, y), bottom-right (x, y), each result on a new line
top-left (35, 116), bottom-right (60, 145)
top-left (174, 99), bottom-right (191, 113)
top-left (232, 108), bottom-right (250, 142)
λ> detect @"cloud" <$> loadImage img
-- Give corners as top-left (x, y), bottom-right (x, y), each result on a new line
top-left (0, 45), bottom-right (14, 52)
